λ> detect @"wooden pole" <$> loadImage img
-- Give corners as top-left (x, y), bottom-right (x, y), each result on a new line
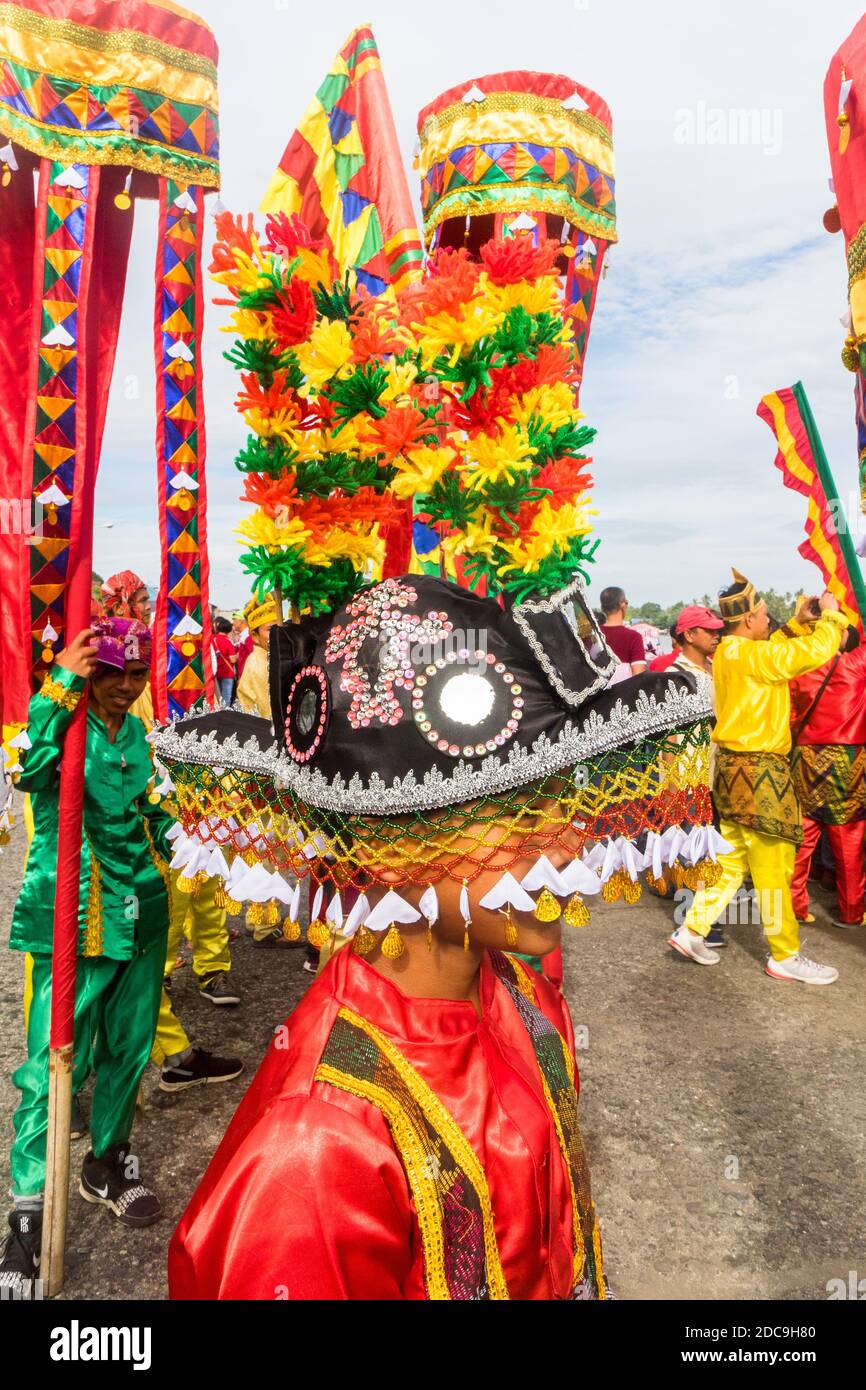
top-left (42, 1045), bottom-right (73, 1297)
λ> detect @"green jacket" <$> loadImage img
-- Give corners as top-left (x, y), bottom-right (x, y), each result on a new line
top-left (10, 665), bottom-right (173, 960)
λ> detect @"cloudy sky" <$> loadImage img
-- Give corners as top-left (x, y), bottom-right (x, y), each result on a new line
top-left (94, 0), bottom-right (866, 610)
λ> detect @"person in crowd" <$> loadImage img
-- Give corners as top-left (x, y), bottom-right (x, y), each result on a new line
top-left (669, 571), bottom-right (846, 983)
top-left (599, 587), bottom-right (647, 676)
top-left (236, 596), bottom-right (276, 718)
top-left (789, 623), bottom-right (866, 930)
top-left (649, 625), bottom-right (681, 672)
top-left (232, 610), bottom-right (253, 684)
top-left (213, 617), bottom-right (238, 707)
top-left (101, 571), bottom-right (155, 726)
top-left (1, 621), bottom-right (171, 1296)
top-left (670, 605), bottom-right (724, 685)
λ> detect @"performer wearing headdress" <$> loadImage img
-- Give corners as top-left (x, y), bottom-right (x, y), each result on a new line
top-left (160, 91), bottom-right (716, 1297)
top-left (101, 571), bottom-right (155, 727)
top-left (1, 619), bottom-right (170, 1295)
top-left (670, 570), bottom-right (847, 982)
top-left (236, 596), bottom-right (278, 717)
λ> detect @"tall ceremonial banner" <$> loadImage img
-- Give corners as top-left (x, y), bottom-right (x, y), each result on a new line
top-left (758, 382), bottom-right (866, 629)
top-left (416, 71), bottom-right (618, 388)
top-left (261, 25), bottom-right (424, 296)
top-left (824, 16), bottom-right (866, 515)
top-left (0, 0), bottom-right (219, 733)
top-left (0, 0), bottom-right (219, 1292)
top-left (153, 178), bottom-right (215, 720)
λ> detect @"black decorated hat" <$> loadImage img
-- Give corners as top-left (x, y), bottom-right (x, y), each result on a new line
top-left (261, 573), bottom-right (708, 816)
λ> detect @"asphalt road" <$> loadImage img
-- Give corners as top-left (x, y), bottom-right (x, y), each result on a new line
top-left (1, 813), bottom-right (864, 1301)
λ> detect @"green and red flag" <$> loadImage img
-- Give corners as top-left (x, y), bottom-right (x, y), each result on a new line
top-left (757, 381), bottom-right (866, 629)
top-left (261, 25), bottom-right (423, 296)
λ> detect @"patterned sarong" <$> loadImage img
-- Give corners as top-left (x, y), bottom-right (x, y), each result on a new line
top-left (791, 744), bottom-right (866, 826)
top-left (712, 749), bottom-right (803, 846)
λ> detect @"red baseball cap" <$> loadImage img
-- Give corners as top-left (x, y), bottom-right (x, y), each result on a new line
top-left (675, 605), bottom-right (725, 635)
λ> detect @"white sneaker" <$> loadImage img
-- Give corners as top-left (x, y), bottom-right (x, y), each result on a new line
top-left (765, 953), bottom-right (839, 985)
top-left (667, 926), bottom-right (720, 966)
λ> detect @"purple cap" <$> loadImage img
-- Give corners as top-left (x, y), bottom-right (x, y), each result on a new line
top-left (92, 618), bottom-right (153, 671)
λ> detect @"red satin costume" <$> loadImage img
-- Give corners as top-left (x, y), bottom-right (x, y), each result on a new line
top-left (169, 947), bottom-right (587, 1300)
top-left (790, 647), bottom-right (866, 925)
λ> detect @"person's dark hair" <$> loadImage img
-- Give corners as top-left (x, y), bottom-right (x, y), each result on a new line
top-left (719, 580), bottom-right (747, 602)
top-left (214, 617), bottom-right (233, 636)
top-left (844, 624), bottom-right (861, 653)
top-left (600, 586), bottom-right (626, 616)
top-left (767, 614), bottom-right (781, 635)
top-left (669, 624), bottom-right (684, 647)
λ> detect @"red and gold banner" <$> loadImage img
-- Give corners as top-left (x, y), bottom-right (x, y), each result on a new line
top-left (153, 176), bottom-right (214, 719)
top-left (758, 382), bottom-right (866, 629)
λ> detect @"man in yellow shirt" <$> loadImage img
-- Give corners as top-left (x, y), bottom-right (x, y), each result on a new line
top-left (236, 595), bottom-right (276, 719)
top-left (669, 569), bottom-right (847, 984)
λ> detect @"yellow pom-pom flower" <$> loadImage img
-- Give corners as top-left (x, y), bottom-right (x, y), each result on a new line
top-left (296, 320), bottom-right (354, 390)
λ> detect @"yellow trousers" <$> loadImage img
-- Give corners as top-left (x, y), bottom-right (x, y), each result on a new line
top-left (152, 874), bottom-right (231, 1066)
top-left (682, 818), bottom-right (800, 961)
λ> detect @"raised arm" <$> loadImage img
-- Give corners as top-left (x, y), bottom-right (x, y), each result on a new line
top-left (740, 609), bottom-right (847, 685)
top-left (17, 630), bottom-right (98, 793)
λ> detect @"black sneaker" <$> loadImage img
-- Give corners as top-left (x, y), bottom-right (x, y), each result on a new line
top-left (199, 973), bottom-right (241, 1006)
top-left (159, 1048), bottom-right (244, 1093)
top-left (706, 925), bottom-right (727, 947)
top-left (70, 1093), bottom-right (88, 1141)
top-left (79, 1145), bottom-right (162, 1227)
top-left (253, 928), bottom-right (305, 950)
top-left (0, 1209), bottom-right (41, 1299)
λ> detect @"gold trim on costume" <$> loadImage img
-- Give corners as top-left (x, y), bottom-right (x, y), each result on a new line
top-left (39, 676), bottom-right (82, 713)
top-left (83, 850), bottom-right (103, 957)
top-left (317, 1006), bottom-right (510, 1301)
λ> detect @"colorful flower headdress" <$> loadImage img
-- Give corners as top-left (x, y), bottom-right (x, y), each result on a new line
top-left (210, 212), bottom-right (598, 614)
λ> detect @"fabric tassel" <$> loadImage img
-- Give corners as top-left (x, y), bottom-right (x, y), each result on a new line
top-left (380, 925), bottom-right (405, 960)
top-left (533, 887), bottom-right (561, 922)
top-left (246, 902), bottom-right (266, 928)
top-left (503, 909), bottom-right (519, 948)
top-left (306, 919), bottom-right (330, 950)
top-left (265, 899), bottom-right (281, 927)
top-left (563, 893), bottom-right (591, 928)
top-left (601, 870), bottom-right (626, 904)
top-left (460, 881), bottom-right (472, 951)
top-left (353, 926), bottom-right (377, 956)
top-left (282, 917), bottom-right (302, 942)
top-left (307, 885), bottom-right (329, 949)
top-left (419, 884), bottom-right (439, 951)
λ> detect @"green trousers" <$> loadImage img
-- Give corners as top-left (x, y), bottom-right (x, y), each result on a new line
top-left (11, 941), bottom-right (165, 1197)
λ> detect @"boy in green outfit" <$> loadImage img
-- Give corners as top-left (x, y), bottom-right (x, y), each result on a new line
top-left (1, 618), bottom-right (173, 1297)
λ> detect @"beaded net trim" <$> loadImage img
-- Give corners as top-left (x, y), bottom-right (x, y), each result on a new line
top-left (159, 716), bottom-right (713, 891)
